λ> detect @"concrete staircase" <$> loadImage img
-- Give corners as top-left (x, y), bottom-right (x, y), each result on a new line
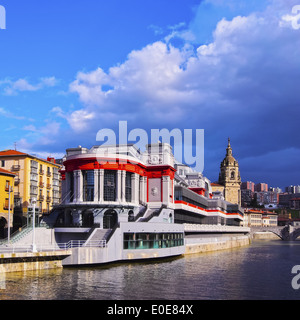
top-left (84, 228), bottom-right (112, 246)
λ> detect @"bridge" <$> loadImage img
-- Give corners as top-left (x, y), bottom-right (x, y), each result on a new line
top-left (251, 225), bottom-right (300, 241)
top-left (183, 224), bottom-right (300, 241)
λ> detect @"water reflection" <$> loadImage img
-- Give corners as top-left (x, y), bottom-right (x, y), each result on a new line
top-left (1, 241), bottom-right (300, 300)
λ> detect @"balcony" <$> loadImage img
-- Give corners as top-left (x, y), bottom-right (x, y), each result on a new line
top-left (53, 173), bottom-right (60, 180)
top-left (30, 161), bottom-right (38, 169)
top-left (30, 174), bottom-right (38, 181)
top-left (14, 177), bottom-right (20, 185)
top-left (46, 171), bottom-right (52, 177)
top-left (30, 168), bottom-right (38, 174)
top-left (11, 165), bottom-right (21, 171)
top-left (30, 189), bottom-right (38, 196)
top-left (39, 182), bottom-right (44, 188)
top-left (46, 196), bottom-right (51, 202)
top-left (38, 195), bottom-right (45, 201)
top-left (46, 183), bottom-right (51, 189)
top-left (39, 169), bottom-right (44, 175)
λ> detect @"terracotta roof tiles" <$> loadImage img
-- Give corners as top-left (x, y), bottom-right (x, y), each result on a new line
top-left (0, 168), bottom-right (15, 176)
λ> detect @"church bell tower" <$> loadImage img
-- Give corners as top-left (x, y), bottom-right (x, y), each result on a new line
top-left (218, 138), bottom-right (241, 205)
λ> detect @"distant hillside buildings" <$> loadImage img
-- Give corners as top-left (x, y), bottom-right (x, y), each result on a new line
top-left (241, 180), bottom-right (300, 211)
top-left (241, 181), bottom-right (280, 208)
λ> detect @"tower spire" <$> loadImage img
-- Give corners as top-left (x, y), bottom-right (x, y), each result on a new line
top-left (226, 137), bottom-right (232, 156)
top-left (218, 137), bottom-right (241, 205)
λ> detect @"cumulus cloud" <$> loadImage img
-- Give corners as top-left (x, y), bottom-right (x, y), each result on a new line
top-left (68, 0), bottom-right (300, 136)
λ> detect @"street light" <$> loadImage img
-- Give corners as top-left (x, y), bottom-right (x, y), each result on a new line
top-left (7, 185), bottom-right (13, 245)
top-left (31, 197), bottom-right (37, 252)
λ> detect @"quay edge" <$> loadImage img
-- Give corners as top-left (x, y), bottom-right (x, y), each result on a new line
top-left (0, 250), bottom-right (72, 273)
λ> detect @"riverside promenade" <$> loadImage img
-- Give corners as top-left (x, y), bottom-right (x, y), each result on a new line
top-left (183, 224), bottom-right (251, 254)
top-left (0, 227), bottom-right (71, 273)
top-left (0, 224), bottom-right (251, 273)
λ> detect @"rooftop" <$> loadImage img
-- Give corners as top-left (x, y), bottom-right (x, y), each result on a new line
top-left (0, 149), bottom-right (61, 167)
top-left (0, 168), bottom-right (15, 176)
top-left (0, 150), bottom-right (27, 156)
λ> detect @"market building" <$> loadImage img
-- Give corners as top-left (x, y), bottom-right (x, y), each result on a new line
top-left (45, 142), bottom-right (244, 230)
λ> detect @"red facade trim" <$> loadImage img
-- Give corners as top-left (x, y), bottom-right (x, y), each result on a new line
top-left (175, 200), bottom-right (243, 218)
top-left (65, 157), bottom-right (176, 176)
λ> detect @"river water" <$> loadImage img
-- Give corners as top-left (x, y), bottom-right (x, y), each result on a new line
top-left (1, 240), bottom-right (300, 300)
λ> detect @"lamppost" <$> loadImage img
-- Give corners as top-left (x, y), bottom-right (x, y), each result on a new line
top-left (31, 197), bottom-right (37, 252)
top-left (7, 185), bottom-right (13, 245)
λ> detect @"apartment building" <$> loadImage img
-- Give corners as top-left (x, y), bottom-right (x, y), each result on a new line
top-left (243, 208), bottom-right (278, 227)
top-left (0, 168), bottom-right (15, 237)
top-left (0, 150), bottom-right (62, 223)
top-left (255, 183), bottom-right (268, 192)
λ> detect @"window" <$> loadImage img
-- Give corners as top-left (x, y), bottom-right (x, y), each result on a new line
top-left (104, 170), bottom-right (116, 201)
top-left (70, 172), bottom-right (74, 202)
top-left (1, 160), bottom-right (4, 167)
top-left (128, 210), bottom-right (134, 222)
top-left (125, 172), bottom-right (132, 202)
top-left (4, 198), bottom-right (9, 210)
top-left (123, 232), bottom-right (184, 250)
top-left (83, 170), bottom-right (94, 202)
top-left (231, 171), bottom-right (235, 179)
top-left (5, 180), bottom-right (10, 191)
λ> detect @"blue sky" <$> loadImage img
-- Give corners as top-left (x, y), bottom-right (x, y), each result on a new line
top-left (1, 0), bottom-right (300, 189)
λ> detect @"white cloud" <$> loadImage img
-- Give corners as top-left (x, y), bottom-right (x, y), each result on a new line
top-left (51, 106), bottom-right (67, 119)
top-left (22, 121), bottom-right (61, 144)
top-left (0, 76), bottom-right (58, 95)
top-left (68, 41), bottom-right (192, 129)
top-left (40, 76), bottom-right (57, 87)
top-left (0, 106), bottom-right (27, 120)
top-left (68, 109), bottom-right (96, 132)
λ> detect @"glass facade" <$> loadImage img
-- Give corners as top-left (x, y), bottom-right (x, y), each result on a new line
top-left (123, 232), bottom-right (184, 250)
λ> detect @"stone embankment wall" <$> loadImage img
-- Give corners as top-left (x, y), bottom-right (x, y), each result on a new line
top-left (0, 251), bottom-right (71, 273)
top-left (252, 232), bottom-right (280, 240)
top-left (184, 235), bottom-right (251, 255)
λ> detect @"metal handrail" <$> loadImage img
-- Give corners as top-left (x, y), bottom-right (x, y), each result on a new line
top-left (0, 239), bottom-right (107, 254)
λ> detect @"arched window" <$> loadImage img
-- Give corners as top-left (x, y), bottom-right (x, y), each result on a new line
top-left (128, 210), bottom-right (134, 222)
top-left (231, 171), bottom-right (235, 179)
top-left (103, 209), bottom-right (118, 229)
